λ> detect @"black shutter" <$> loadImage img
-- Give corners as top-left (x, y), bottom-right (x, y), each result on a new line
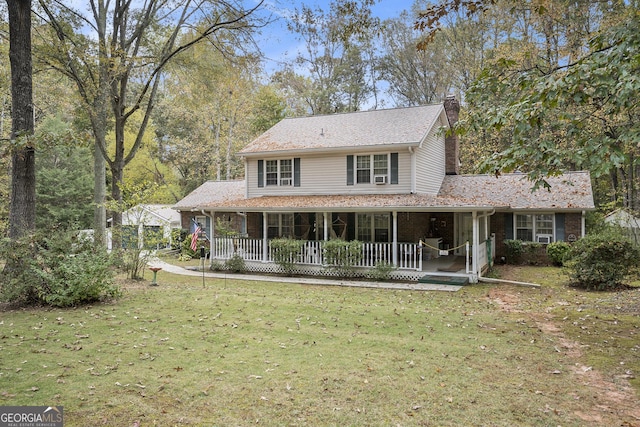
top-left (504, 213), bottom-right (514, 240)
top-left (555, 213), bottom-right (565, 241)
top-left (390, 152), bottom-right (398, 184)
top-left (294, 157), bottom-right (301, 187)
top-left (346, 155), bottom-right (354, 185)
top-left (258, 160), bottom-right (264, 188)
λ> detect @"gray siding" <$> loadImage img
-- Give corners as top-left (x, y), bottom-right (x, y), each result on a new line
top-left (414, 124), bottom-right (446, 194)
top-left (246, 150), bottom-right (413, 198)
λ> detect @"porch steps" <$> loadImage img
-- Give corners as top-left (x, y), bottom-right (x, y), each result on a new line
top-left (418, 275), bottom-right (469, 286)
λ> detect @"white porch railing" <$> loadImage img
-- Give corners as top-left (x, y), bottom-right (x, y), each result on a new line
top-left (210, 238), bottom-right (423, 271)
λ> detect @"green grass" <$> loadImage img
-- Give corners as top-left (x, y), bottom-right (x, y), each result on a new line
top-left (1, 266), bottom-right (638, 426)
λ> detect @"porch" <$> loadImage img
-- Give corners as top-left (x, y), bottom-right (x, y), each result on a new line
top-left (208, 237), bottom-right (495, 283)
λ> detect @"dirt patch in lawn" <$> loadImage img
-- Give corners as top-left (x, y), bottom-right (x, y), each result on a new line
top-left (486, 277), bottom-right (640, 426)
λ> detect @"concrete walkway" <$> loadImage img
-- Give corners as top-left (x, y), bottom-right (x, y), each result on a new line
top-left (148, 258), bottom-right (462, 292)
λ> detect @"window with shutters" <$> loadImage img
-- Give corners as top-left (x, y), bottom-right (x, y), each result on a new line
top-left (262, 159), bottom-right (295, 186)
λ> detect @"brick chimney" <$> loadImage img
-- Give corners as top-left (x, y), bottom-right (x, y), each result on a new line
top-left (443, 95), bottom-right (460, 175)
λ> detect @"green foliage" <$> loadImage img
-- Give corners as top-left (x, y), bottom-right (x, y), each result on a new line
top-left (565, 231), bottom-right (639, 290)
top-left (225, 254), bottom-right (246, 274)
top-left (210, 260), bottom-right (225, 271)
top-left (0, 231), bottom-right (119, 307)
top-left (323, 239), bottom-right (363, 277)
top-left (366, 261), bottom-right (396, 281)
top-left (464, 5), bottom-right (640, 192)
top-left (546, 241), bottom-right (572, 266)
top-left (503, 239), bottom-right (525, 264)
top-left (270, 238), bottom-right (303, 276)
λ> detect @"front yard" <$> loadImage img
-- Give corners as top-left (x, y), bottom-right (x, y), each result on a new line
top-left (0, 265), bottom-right (638, 426)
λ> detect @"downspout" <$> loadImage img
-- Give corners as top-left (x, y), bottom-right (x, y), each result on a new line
top-left (581, 210), bottom-right (586, 237)
top-left (392, 211), bottom-right (398, 266)
top-left (408, 146), bottom-right (416, 193)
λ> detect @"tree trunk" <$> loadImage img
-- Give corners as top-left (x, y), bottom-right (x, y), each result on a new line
top-left (7, 0), bottom-right (35, 240)
top-left (93, 142), bottom-right (107, 246)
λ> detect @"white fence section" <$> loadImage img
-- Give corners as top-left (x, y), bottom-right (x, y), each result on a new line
top-left (210, 238), bottom-right (424, 271)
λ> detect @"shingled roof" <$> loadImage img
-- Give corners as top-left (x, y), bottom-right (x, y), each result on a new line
top-left (238, 104), bottom-right (446, 155)
top-left (438, 172), bottom-right (595, 211)
top-left (174, 172), bottom-right (594, 213)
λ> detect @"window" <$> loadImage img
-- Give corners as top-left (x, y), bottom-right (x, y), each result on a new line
top-left (357, 213), bottom-right (390, 242)
top-left (266, 160), bottom-right (278, 186)
top-left (280, 159), bottom-right (292, 185)
top-left (374, 154), bottom-right (388, 176)
top-left (265, 159), bottom-right (293, 186)
top-left (356, 155), bottom-right (370, 184)
top-left (515, 214), bottom-right (554, 242)
top-left (267, 213), bottom-right (294, 238)
top-left (355, 154), bottom-right (388, 184)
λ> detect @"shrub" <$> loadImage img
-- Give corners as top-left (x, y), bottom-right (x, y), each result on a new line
top-left (503, 239), bottom-right (525, 264)
top-left (270, 238), bottom-right (303, 275)
top-left (225, 254), bottom-right (246, 273)
top-left (323, 239), bottom-right (363, 277)
top-left (565, 231), bottom-right (639, 290)
top-left (0, 231), bottom-right (119, 307)
top-left (366, 261), bottom-right (396, 281)
top-left (546, 241), bottom-right (571, 266)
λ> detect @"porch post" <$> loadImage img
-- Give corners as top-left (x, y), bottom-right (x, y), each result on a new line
top-left (262, 212), bottom-right (268, 262)
top-left (472, 211), bottom-right (479, 276)
top-left (323, 212), bottom-right (329, 241)
top-left (392, 211), bottom-right (398, 266)
top-left (210, 211), bottom-right (215, 262)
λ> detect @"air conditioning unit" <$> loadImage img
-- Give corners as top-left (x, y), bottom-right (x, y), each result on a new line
top-left (374, 175), bottom-right (387, 184)
top-left (280, 178), bottom-right (292, 186)
top-left (536, 234), bottom-right (553, 244)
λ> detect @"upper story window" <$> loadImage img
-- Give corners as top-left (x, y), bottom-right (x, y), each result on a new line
top-left (515, 213), bottom-right (554, 243)
top-left (258, 158), bottom-right (300, 188)
top-left (356, 154), bottom-right (388, 184)
top-left (266, 159), bottom-right (292, 186)
top-left (348, 153), bottom-right (398, 186)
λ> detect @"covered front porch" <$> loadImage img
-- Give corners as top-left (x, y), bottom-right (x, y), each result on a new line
top-left (196, 208), bottom-right (496, 283)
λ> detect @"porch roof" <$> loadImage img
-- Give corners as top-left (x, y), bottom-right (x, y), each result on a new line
top-left (174, 180), bottom-right (497, 212)
top-left (174, 172), bottom-right (594, 213)
top-left (438, 172), bottom-right (595, 211)
top-left (238, 104), bottom-right (446, 156)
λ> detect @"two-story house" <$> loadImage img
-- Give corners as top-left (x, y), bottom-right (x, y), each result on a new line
top-left (174, 97), bottom-right (594, 283)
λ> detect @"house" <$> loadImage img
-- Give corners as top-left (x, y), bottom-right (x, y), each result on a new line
top-left (108, 204), bottom-right (182, 250)
top-left (604, 209), bottom-right (640, 245)
top-left (174, 97), bottom-right (595, 282)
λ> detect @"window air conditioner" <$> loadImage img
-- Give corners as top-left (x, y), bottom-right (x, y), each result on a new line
top-left (280, 178), bottom-right (292, 186)
top-left (374, 175), bottom-right (387, 184)
top-left (536, 234), bottom-right (553, 244)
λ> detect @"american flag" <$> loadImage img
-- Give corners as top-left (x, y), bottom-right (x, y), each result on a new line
top-left (190, 219), bottom-right (201, 252)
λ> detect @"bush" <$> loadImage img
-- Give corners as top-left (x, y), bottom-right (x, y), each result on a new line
top-left (546, 241), bottom-right (571, 266)
top-left (324, 239), bottom-right (363, 277)
top-left (270, 238), bottom-right (303, 275)
top-left (225, 254), bottom-right (246, 273)
top-left (366, 261), bottom-right (396, 281)
top-left (0, 231), bottom-right (119, 307)
top-left (565, 231), bottom-right (639, 290)
top-left (503, 239), bottom-right (525, 264)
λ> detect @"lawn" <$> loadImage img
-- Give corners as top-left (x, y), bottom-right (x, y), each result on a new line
top-left (0, 265), bottom-right (638, 426)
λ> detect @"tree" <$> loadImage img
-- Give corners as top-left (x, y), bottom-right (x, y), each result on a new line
top-left (416, 0), bottom-right (637, 206)
top-left (35, 117), bottom-right (94, 230)
top-left (6, 0), bottom-right (35, 240)
top-left (38, 0), bottom-right (266, 248)
top-left (275, 0), bottom-right (380, 114)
